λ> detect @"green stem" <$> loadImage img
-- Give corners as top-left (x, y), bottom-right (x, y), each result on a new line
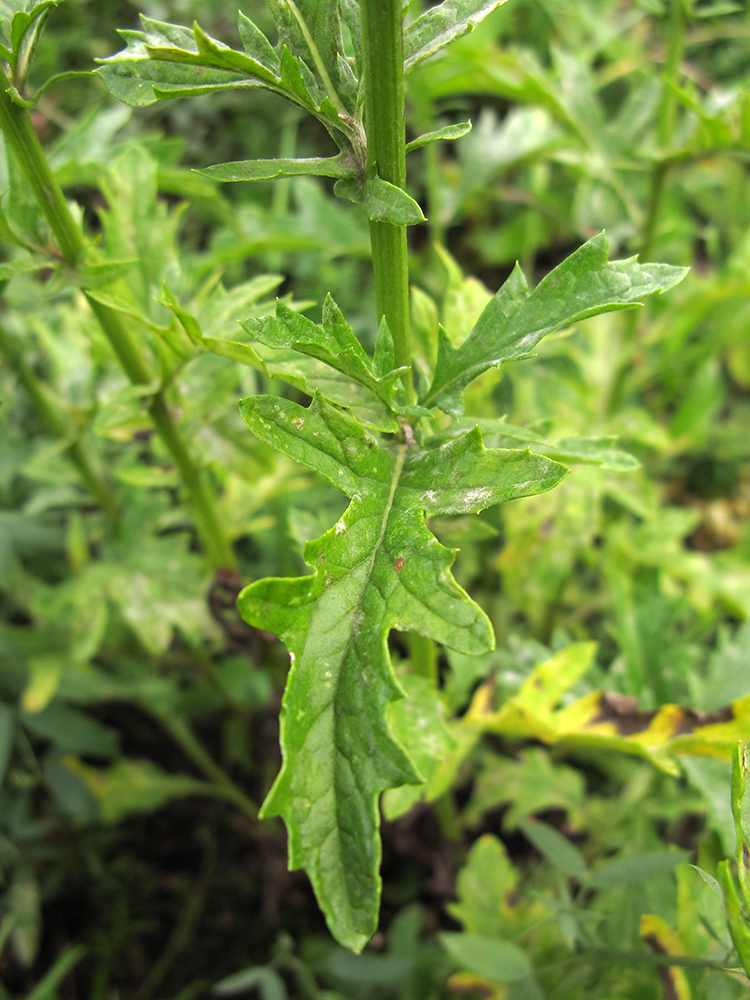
top-left (658, 0), bottom-right (684, 151)
top-left (152, 710), bottom-right (258, 822)
top-left (0, 75), bottom-right (237, 570)
top-left (642, 0), bottom-right (684, 261)
top-left (361, 0), bottom-right (414, 404)
top-left (0, 319), bottom-right (119, 522)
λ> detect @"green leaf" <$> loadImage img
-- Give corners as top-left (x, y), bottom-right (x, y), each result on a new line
top-left (20, 703), bottom-right (119, 757)
top-left (96, 18), bottom-right (261, 108)
top-left (438, 419), bottom-right (639, 471)
top-left (403, 0), bottom-right (511, 73)
top-left (587, 849), bottom-right (690, 887)
top-left (447, 835), bottom-right (519, 938)
top-left (0, 255), bottom-right (57, 279)
top-left (197, 155), bottom-right (349, 183)
top-left (237, 393), bottom-right (567, 950)
top-left (440, 933), bottom-right (531, 983)
top-left (23, 945), bottom-right (87, 1000)
top-left (382, 672), bottom-right (456, 820)
top-left (62, 757), bottom-right (214, 824)
top-left (237, 11), bottom-right (280, 75)
top-left (241, 297), bottom-right (407, 414)
top-left (519, 817), bottom-right (587, 879)
top-left (265, 0), bottom-right (350, 108)
top-left (213, 966), bottom-right (287, 1000)
top-left (405, 120), bottom-right (472, 153)
top-left (360, 176), bottom-right (426, 225)
top-left (420, 233), bottom-right (688, 416)
top-left (0, 1), bottom-right (60, 84)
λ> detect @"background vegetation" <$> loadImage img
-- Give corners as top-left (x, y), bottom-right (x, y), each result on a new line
top-left (2, 0), bottom-right (750, 997)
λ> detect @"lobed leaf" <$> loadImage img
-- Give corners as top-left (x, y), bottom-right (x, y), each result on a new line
top-left (95, 12), bottom-right (336, 122)
top-left (420, 233), bottom-right (688, 415)
top-left (237, 393), bottom-right (567, 950)
top-left (240, 297), bottom-right (408, 417)
top-left (403, 0), bottom-right (510, 73)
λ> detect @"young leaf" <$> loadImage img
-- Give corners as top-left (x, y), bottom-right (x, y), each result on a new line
top-left (240, 297), bottom-right (408, 414)
top-left (237, 393), bottom-right (567, 950)
top-left (406, 120), bottom-right (472, 153)
top-left (420, 233), bottom-right (688, 416)
top-left (360, 176), bottom-right (426, 225)
top-left (196, 155), bottom-right (349, 183)
top-left (403, 0), bottom-right (511, 73)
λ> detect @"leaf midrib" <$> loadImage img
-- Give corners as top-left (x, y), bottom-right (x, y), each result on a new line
top-left (298, 445), bottom-right (406, 923)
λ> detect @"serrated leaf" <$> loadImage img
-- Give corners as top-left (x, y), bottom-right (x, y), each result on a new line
top-left (237, 393), bottom-right (567, 950)
top-left (405, 120), bottom-right (472, 153)
top-left (96, 17), bottom-right (260, 108)
top-left (241, 297), bottom-right (407, 414)
top-left (420, 233), bottom-right (688, 416)
top-left (403, 0), bottom-right (510, 72)
top-left (437, 418), bottom-right (639, 471)
top-left (197, 155), bottom-right (348, 183)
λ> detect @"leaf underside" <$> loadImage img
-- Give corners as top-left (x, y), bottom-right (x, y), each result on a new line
top-left (237, 393), bottom-right (567, 950)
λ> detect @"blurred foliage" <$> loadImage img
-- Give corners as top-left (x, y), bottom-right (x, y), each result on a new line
top-left (1, 0), bottom-right (750, 997)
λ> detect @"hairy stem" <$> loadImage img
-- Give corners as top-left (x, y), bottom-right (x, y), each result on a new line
top-left (0, 77), bottom-right (237, 570)
top-left (360, 0), bottom-right (414, 404)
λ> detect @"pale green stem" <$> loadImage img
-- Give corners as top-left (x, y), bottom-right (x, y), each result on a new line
top-left (360, 0), bottom-right (415, 404)
top-left (642, 0), bottom-right (684, 261)
top-left (0, 74), bottom-right (237, 570)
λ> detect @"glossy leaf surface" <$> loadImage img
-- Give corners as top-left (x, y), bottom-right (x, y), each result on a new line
top-left (237, 393), bottom-right (567, 949)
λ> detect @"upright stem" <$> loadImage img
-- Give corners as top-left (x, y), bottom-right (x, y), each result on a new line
top-left (0, 76), bottom-right (237, 570)
top-left (642, 0), bottom-right (684, 261)
top-left (360, 0), bottom-right (414, 404)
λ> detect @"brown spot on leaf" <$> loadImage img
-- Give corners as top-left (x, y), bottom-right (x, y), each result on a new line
top-left (394, 557), bottom-right (405, 572)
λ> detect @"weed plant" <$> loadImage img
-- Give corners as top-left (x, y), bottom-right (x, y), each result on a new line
top-left (0, 0), bottom-right (749, 998)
